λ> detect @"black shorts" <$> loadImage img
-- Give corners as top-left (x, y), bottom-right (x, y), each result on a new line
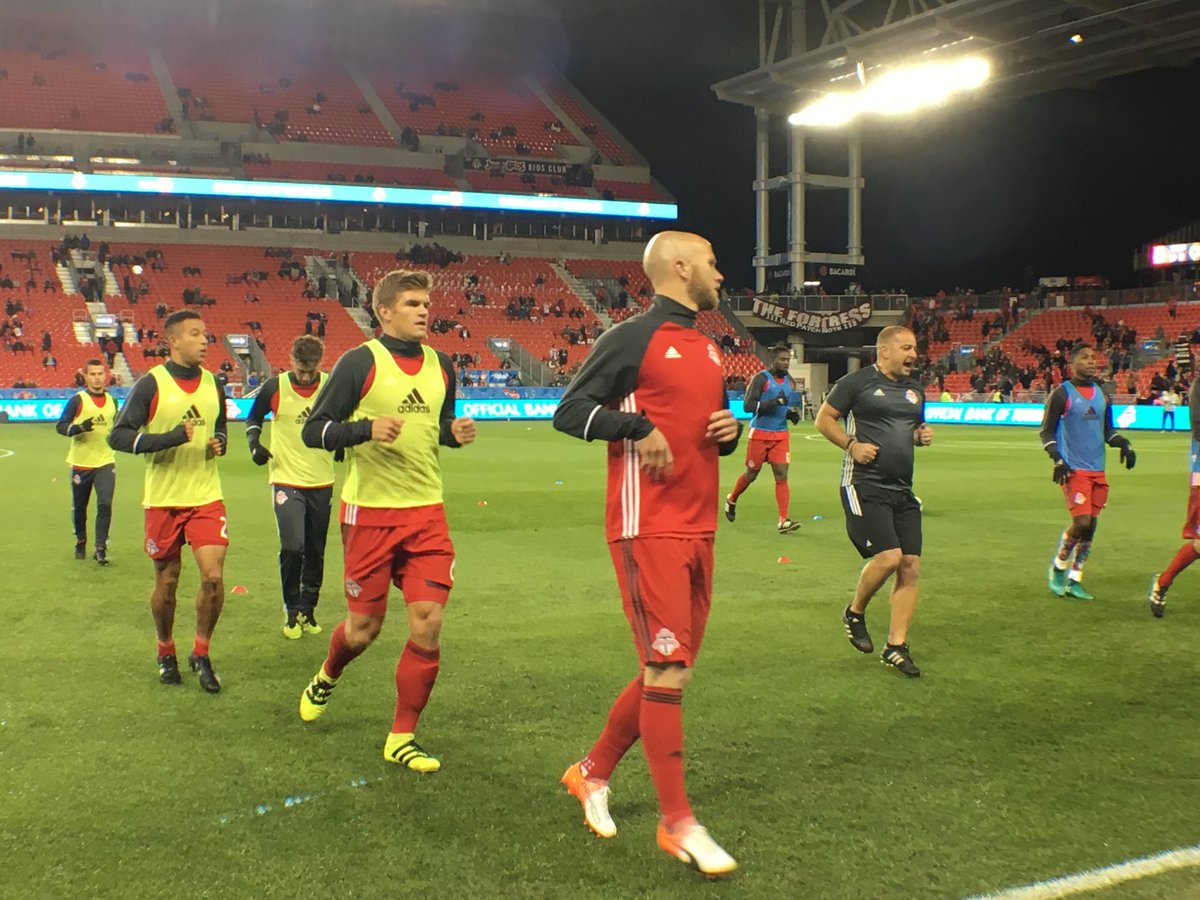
top-left (840, 483), bottom-right (922, 559)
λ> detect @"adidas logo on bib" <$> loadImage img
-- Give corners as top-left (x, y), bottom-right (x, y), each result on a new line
top-left (397, 388), bottom-right (431, 415)
top-left (664, 346), bottom-right (683, 359)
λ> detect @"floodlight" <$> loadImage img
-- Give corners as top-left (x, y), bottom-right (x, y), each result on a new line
top-left (788, 56), bottom-right (991, 127)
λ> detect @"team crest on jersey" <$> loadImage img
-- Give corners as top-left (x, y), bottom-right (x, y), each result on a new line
top-left (397, 388), bottom-right (430, 415)
top-left (181, 404), bottom-right (206, 426)
top-left (345, 578), bottom-right (363, 598)
top-left (294, 406), bottom-right (312, 425)
top-left (651, 627), bottom-right (680, 656)
top-left (707, 344), bottom-right (721, 367)
top-left (905, 389), bottom-right (920, 404)
top-left (275, 490), bottom-right (288, 506)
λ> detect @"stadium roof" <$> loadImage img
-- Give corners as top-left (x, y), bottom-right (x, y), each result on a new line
top-left (713, 0), bottom-right (1200, 115)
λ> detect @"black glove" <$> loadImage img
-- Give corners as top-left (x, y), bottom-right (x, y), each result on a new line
top-left (78, 417), bottom-right (95, 432)
top-left (1120, 445), bottom-right (1136, 470)
top-left (249, 442), bottom-right (272, 466)
top-left (1053, 460), bottom-right (1073, 485)
top-left (775, 395), bottom-right (789, 407)
top-left (786, 408), bottom-right (801, 425)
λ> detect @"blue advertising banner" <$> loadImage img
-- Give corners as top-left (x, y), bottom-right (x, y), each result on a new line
top-left (924, 402), bottom-right (1189, 432)
top-left (0, 389), bottom-right (761, 423)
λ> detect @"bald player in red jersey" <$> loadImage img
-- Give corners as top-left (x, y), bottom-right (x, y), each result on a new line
top-left (553, 231), bottom-right (743, 878)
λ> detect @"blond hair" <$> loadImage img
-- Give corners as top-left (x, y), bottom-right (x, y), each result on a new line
top-left (373, 269), bottom-right (433, 310)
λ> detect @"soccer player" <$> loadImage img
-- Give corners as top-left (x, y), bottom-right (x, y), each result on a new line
top-left (553, 231), bottom-right (742, 877)
top-left (1040, 342), bottom-right (1136, 601)
top-left (296, 269), bottom-right (475, 773)
top-left (56, 358), bottom-right (118, 564)
top-left (1149, 377), bottom-right (1200, 616)
top-left (815, 326), bottom-right (933, 678)
top-left (245, 335), bottom-right (334, 639)
top-left (109, 310), bottom-right (229, 692)
top-left (724, 343), bottom-right (802, 533)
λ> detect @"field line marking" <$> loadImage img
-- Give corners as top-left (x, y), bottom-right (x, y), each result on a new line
top-left (0, 449), bottom-right (13, 458)
top-left (216, 774), bottom-right (382, 825)
top-left (967, 843), bottom-right (1200, 899)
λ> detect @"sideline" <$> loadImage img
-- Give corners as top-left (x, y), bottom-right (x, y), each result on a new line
top-left (966, 844), bottom-right (1200, 899)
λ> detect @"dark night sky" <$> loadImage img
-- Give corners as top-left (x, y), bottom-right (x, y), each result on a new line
top-left (544, 0), bottom-right (1200, 295)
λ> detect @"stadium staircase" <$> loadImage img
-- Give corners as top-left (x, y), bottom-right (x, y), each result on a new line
top-left (550, 263), bottom-right (613, 329)
top-left (344, 62), bottom-right (407, 148)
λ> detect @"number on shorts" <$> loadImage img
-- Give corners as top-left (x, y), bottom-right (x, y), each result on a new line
top-left (220, 516), bottom-right (228, 539)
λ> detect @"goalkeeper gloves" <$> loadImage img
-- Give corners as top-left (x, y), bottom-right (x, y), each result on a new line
top-left (1052, 459), bottom-right (1073, 485)
top-left (249, 441), bottom-right (272, 466)
top-left (786, 408), bottom-right (801, 425)
top-left (78, 417), bottom-right (95, 433)
top-left (1119, 445), bottom-right (1136, 469)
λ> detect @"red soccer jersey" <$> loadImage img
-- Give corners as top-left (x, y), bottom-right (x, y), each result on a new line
top-left (554, 295), bottom-right (740, 541)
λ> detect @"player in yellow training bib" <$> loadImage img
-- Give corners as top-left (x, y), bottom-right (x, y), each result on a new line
top-left (109, 310), bottom-right (229, 694)
top-left (245, 335), bottom-right (335, 639)
top-left (56, 358), bottom-right (118, 564)
top-left (294, 269), bottom-right (476, 774)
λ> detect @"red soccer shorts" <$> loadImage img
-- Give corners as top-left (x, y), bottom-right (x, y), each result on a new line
top-left (608, 536), bottom-right (714, 668)
top-left (340, 508), bottom-right (455, 616)
top-left (144, 500), bottom-right (229, 561)
top-left (1062, 470), bottom-right (1109, 517)
top-left (1183, 485), bottom-right (1200, 539)
top-left (746, 432), bottom-right (790, 469)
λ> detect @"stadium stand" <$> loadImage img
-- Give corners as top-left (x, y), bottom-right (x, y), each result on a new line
top-left (0, 241), bottom-right (100, 387)
top-left (542, 81), bottom-right (636, 166)
top-left (162, 37), bottom-right (392, 146)
top-left (563, 259), bottom-right (764, 377)
top-left (366, 67), bottom-right (577, 159)
top-left (103, 243), bottom-right (366, 377)
top-left (0, 17), bottom-right (169, 134)
top-left (353, 251), bottom-right (600, 371)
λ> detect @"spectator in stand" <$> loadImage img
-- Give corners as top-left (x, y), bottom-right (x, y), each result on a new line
top-left (42, 330), bottom-right (51, 352)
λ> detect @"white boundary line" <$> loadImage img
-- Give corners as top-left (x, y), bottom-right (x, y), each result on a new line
top-left (0, 449), bottom-right (13, 458)
top-left (967, 844), bottom-right (1200, 899)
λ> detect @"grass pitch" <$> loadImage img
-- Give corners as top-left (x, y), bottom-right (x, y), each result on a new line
top-left (2, 422), bottom-right (1200, 899)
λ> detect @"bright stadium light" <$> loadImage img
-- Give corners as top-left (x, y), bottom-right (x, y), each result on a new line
top-left (788, 56), bottom-right (991, 127)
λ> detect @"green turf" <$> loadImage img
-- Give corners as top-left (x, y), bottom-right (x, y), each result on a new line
top-left (3, 421), bottom-right (1200, 899)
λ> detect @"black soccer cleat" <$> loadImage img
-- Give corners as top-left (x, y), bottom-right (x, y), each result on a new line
top-left (1148, 574), bottom-right (1168, 619)
top-left (881, 643), bottom-right (921, 678)
top-left (74, 541), bottom-right (86, 560)
top-left (842, 607), bottom-right (873, 654)
top-left (189, 654), bottom-right (222, 694)
top-left (93, 548), bottom-right (109, 566)
top-left (723, 495), bottom-right (737, 523)
top-left (777, 518), bottom-right (802, 534)
top-left (158, 654), bottom-right (182, 685)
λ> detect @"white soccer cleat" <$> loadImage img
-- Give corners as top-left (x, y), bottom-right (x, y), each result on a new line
top-left (561, 762), bottom-right (617, 838)
top-left (656, 821), bottom-right (738, 877)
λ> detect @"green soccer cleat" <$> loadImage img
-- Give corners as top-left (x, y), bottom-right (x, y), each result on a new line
top-left (1047, 563), bottom-right (1068, 597)
top-left (383, 732), bottom-right (441, 772)
top-left (299, 611), bottom-right (322, 635)
top-left (282, 612), bottom-right (302, 641)
top-left (299, 669), bottom-right (337, 721)
top-left (1065, 581), bottom-right (1094, 601)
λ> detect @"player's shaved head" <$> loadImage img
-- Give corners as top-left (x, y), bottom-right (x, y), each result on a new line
top-left (876, 325), bottom-right (915, 350)
top-left (641, 231), bottom-right (724, 312)
top-left (1070, 341), bottom-right (1093, 360)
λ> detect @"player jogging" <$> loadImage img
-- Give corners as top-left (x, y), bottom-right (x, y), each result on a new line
top-left (1148, 378), bottom-right (1200, 616)
top-left (109, 310), bottom-right (229, 693)
top-left (816, 327), bottom-right (933, 677)
top-left (246, 336), bottom-right (334, 639)
top-left (1040, 342), bottom-right (1136, 601)
top-left (56, 358), bottom-right (118, 564)
top-left (296, 269), bottom-right (475, 773)
top-left (724, 344), bottom-right (802, 533)
top-left (553, 231), bottom-right (742, 878)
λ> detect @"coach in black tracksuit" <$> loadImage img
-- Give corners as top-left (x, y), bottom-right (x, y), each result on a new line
top-left (56, 360), bottom-right (118, 564)
top-left (245, 336), bottom-right (336, 639)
